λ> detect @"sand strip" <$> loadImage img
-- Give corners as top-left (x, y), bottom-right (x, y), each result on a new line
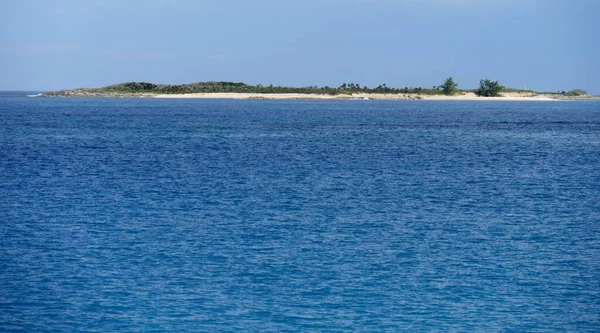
top-left (153, 92), bottom-right (558, 101)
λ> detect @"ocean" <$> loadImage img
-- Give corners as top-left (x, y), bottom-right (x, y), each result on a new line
top-left (1, 93), bottom-right (599, 331)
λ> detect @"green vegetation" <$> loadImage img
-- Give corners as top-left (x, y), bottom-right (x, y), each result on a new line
top-left (538, 89), bottom-right (588, 97)
top-left (115, 82), bottom-right (158, 91)
top-left (475, 79), bottom-right (504, 97)
top-left (565, 89), bottom-right (587, 96)
top-left (439, 77), bottom-right (458, 95)
top-left (500, 87), bottom-right (535, 93)
top-left (66, 81), bottom-right (444, 96)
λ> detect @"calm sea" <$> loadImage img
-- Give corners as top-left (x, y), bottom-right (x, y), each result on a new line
top-left (1, 93), bottom-right (599, 331)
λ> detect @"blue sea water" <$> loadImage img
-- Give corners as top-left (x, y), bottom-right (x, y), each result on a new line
top-left (1, 93), bottom-right (599, 331)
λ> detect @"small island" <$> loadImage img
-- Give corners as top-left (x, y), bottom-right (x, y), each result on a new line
top-left (43, 79), bottom-right (598, 101)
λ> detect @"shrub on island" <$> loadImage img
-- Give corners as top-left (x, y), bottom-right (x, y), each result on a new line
top-left (565, 89), bottom-right (587, 96)
top-left (476, 79), bottom-right (504, 97)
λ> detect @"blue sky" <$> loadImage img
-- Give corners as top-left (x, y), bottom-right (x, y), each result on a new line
top-left (1, 0), bottom-right (599, 93)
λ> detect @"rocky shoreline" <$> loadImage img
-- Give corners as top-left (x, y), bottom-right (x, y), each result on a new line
top-left (43, 89), bottom-right (157, 98)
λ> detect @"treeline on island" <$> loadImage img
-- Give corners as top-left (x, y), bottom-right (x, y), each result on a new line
top-left (44, 79), bottom-right (588, 98)
top-left (61, 81), bottom-right (447, 95)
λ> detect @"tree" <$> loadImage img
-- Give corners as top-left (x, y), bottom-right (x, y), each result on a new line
top-left (439, 77), bottom-right (458, 95)
top-left (476, 79), bottom-right (504, 97)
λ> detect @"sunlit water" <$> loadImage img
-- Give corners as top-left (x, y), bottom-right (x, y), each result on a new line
top-left (1, 94), bottom-right (599, 331)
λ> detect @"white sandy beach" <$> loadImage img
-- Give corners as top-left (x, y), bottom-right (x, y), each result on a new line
top-left (153, 91), bottom-right (558, 101)
top-left (424, 92), bottom-right (558, 101)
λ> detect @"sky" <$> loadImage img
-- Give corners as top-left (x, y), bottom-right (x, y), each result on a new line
top-left (1, 0), bottom-right (599, 94)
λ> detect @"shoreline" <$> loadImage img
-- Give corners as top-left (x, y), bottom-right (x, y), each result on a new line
top-left (42, 90), bottom-right (600, 101)
top-left (153, 92), bottom-right (560, 101)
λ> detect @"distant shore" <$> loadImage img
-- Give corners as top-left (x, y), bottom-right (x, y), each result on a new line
top-left (42, 81), bottom-right (600, 101)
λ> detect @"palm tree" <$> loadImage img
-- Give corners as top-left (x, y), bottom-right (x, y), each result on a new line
top-left (440, 77), bottom-right (458, 95)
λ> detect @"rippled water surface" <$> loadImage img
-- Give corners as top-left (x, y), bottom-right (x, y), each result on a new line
top-left (1, 95), bottom-right (599, 331)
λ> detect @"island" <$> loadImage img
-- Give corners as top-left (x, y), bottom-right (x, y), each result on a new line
top-left (42, 80), bottom-right (599, 101)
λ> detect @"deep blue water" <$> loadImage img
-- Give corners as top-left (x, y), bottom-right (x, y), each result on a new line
top-left (1, 94), bottom-right (599, 331)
